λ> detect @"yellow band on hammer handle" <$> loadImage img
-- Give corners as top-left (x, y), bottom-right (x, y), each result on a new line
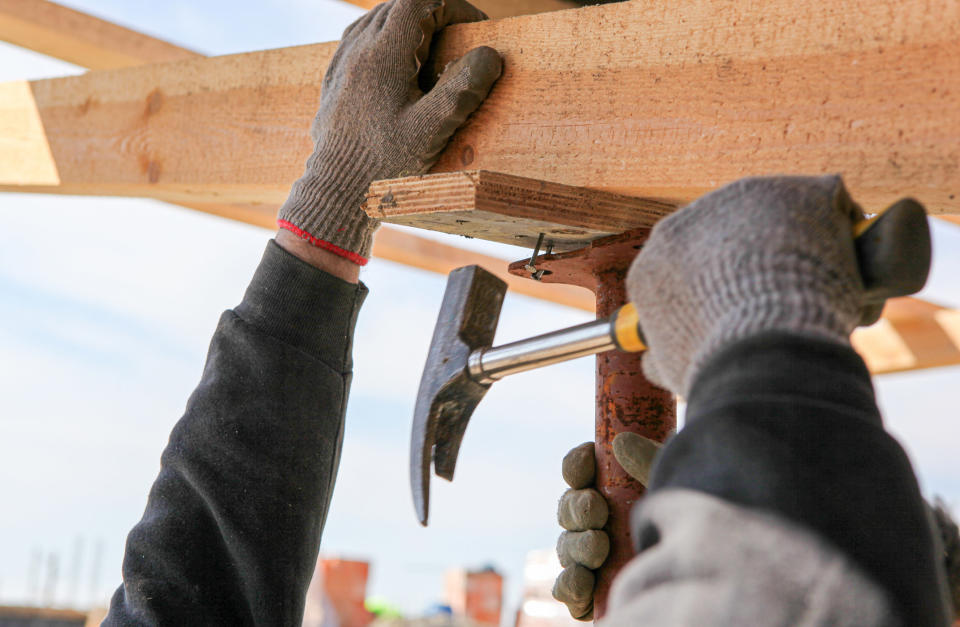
top-left (852, 211), bottom-right (881, 238)
top-left (611, 302), bottom-right (647, 353)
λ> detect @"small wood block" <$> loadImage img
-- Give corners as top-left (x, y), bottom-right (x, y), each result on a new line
top-left (363, 170), bottom-right (678, 251)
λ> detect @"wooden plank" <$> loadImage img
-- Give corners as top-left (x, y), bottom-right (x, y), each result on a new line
top-left (365, 170), bottom-right (676, 250)
top-left (0, 42), bottom-right (332, 203)
top-left (338, 0), bottom-right (580, 19)
top-left (0, 0), bottom-right (197, 70)
top-left (854, 298), bottom-right (960, 374)
top-left (2, 0), bottom-right (958, 214)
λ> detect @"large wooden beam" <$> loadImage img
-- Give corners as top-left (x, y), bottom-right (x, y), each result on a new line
top-left (0, 0), bottom-right (198, 70)
top-left (1, 0), bottom-right (958, 214)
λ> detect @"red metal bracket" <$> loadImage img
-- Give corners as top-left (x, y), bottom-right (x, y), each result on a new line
top-left (509, 229), bottom-right (676, 619)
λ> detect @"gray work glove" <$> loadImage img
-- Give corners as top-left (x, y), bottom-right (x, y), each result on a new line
top-left (553, 434), bottom-right (663, 620)
top-left (277, 0), bottom-right (503, 264)
top-left (627, 175), bottom-right (868, 397)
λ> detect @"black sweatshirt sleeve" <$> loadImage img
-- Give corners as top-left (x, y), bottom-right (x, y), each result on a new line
top-left (103, 240), bottom-right (368, 626)
top-left (645, 331), bottom-right (951, 626)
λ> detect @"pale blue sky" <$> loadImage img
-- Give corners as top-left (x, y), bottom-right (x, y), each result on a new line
top-left (1, 0), bottom-right (959, 620)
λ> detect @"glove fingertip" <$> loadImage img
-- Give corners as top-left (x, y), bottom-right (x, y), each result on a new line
top-left (562, 442), bottom-right (596, 489)
top-left (436, 0), bottom-right (490, 26)
top-left (553, 565), bottom-right (595, 605)
top-left (411, 45), bottom-right (503, 163)
top-left (464, 45), bottom-right (504, 82)
top-left (570, 602), bottom-right (594, 622)
top-left (612, 432), bottom-right (661, 487)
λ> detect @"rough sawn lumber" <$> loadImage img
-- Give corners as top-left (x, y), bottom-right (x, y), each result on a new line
top-left (0, 0), bottom-right (958, 216)
top-left (365, 170), bottom-right (676, 250)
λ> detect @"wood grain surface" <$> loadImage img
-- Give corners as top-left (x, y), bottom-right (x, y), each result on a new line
top-left (0, 0), bottom-right (957, 216)
top-left (365, 170), bottom-right (676, 249)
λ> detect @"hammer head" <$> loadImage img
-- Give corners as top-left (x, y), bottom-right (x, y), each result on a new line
top-left (411, 265), bottom-right (507, 526)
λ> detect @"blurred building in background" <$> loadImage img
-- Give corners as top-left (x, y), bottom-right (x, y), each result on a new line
top-left (0, 605), bottom-right (102, 627)
top-left (444, 567), bottom-right (503, 626)
top-left (514, 551), bottom-right (579, 627)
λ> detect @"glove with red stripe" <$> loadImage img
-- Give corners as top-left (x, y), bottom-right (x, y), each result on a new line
top-left (278, 0), bottom-right (502, 265)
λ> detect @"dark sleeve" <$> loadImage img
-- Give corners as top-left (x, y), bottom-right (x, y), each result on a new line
top-left (645, 331), bottom-right (951, 626)
top-left (103, 240), bottom-right (368, 626)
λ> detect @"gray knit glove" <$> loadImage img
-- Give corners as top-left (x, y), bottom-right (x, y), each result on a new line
top-left (277, 0), bottom-right (503, 264)
top-left (626, 175), bottom-right (866, 397)
top-left (554, 435), bottom-right (664, 620)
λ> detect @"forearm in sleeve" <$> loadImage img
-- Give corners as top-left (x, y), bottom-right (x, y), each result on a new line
top-left (607, 332), bottom-right (951, 626)
top-left (104, 240), bottom-right (367, 626)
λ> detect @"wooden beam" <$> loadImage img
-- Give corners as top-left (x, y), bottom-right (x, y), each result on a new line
top-left (365, 170), bottom-right (676, 250)
top-left (338, 0), bottom-right (580, 19)
top-left (0, 0), bottom-right (198, 70)
top-left (854, 298), bottom-right (960, 374)
top-left (1, 0), bottom-right (958, 214)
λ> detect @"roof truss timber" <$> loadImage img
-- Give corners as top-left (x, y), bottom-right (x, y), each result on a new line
top-left (1, 0), bottom-right (959, 376)
top-left (0, 0), bottom-right (197, 69)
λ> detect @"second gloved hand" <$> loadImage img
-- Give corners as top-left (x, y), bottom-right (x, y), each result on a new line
top-left (627, 175), bottom-right (869, 397)
top-left (553, 434), bottom-right (663, 620)
top-left (278, 0), bottom-right (503, 264)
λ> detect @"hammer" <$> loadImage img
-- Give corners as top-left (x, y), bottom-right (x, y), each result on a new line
top-left (411, 198), bottom-right (932, 525)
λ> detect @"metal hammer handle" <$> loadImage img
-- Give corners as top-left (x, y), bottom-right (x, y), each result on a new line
top-left (467, 199), bottom-right (931, 385)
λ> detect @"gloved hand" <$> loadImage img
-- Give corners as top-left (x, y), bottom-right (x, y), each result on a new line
top-left (277, 0), bottom-right (503, 265)
top-left (553, 434), bottom-right (663, 620)
top-left (626, 175), bottom-right (869, 397)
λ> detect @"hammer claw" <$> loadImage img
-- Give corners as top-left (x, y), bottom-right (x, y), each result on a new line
top-left (410, 266), bottom-right (507, 525)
